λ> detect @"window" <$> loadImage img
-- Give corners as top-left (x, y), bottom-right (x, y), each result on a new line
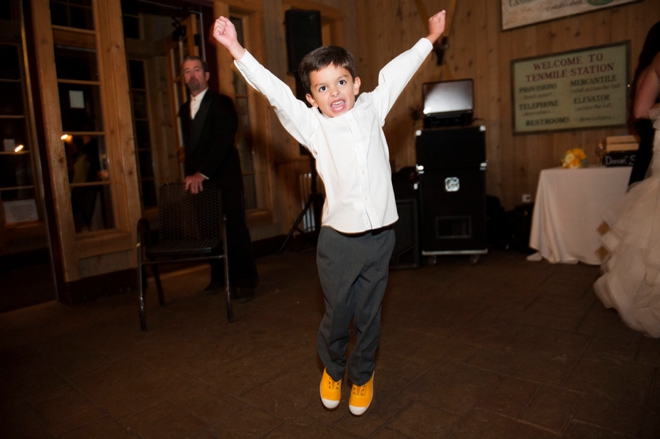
top-left (0, 1), bottom-right (12, 21)
top-left (165, 14), bottom-right (199, 164)
top-left (0, 44), bottom-right (38, 225)
top-left (52, 1), bottom-right (115, 233)
top-left (49, 0), bottom-right (94, 30)
top-left (128, 59), bottom-right (157, 208)
top-left (121, 0), bottom-right (140, 39)
top-left (230, 16), bottom-right (256, 210)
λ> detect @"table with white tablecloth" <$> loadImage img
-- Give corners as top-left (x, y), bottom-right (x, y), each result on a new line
top-left (528, 166), bottom-right (632, 265)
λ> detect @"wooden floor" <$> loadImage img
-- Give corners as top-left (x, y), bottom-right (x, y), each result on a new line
top-left (0, 249), bottom-right (658, 438)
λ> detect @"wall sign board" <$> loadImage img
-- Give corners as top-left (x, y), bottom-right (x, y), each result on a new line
top-left (4, 199), bottom-right (39, 223)
top-left (511, 42), bottom-right (628, 134)
top-left (502, 0), bottom-right (642, 31)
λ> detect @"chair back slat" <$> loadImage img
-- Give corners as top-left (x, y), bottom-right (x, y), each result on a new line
top-left (157, 183), bottom-right (223, 242)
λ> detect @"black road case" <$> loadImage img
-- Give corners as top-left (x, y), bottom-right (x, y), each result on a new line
top-left (415, 125), bottom-right (488, 264)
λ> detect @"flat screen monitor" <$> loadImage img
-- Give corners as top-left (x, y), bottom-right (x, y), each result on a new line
top-left (422, 79), bottom-right (474, 117)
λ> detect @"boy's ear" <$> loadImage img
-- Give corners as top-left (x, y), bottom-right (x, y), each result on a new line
top-left (353, 77), bottom-right (361, 95)
top-left (305, 93), bottom-right (318, 107)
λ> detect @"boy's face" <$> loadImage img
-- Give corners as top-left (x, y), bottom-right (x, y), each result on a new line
top-left (305, 64), bottom-right (361, 118)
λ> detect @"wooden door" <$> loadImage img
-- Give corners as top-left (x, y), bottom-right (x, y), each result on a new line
top-left (30, 0), bottom-right (141, 285)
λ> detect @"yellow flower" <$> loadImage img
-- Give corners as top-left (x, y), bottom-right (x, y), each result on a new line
top-left (561, 147), bottom-right (588, 168)
top-left (572, 148), bottom-right (586, 160)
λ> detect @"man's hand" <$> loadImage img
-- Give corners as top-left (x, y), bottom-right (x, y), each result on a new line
top-left (184, 172), bottom-right (206, 194)
top-left (426, 10), bottom-right (446, 44)
top-left (213, 16), bottom-right (246, 60)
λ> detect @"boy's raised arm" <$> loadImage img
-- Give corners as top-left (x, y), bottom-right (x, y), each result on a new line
top-left (425, 10), bottom-right (446, 45)
top-left (213, 16), bottom-right (246, 60)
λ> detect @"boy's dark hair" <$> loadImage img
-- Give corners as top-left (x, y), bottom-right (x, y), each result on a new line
top-left (298, 46), bottom-right (356, 94)
top-left (183, 55), bottom-right (208, 73)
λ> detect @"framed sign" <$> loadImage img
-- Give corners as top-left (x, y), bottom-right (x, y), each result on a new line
top-left (511, 42), bottom-right (629, 134)
top-left (502, 0), bottom-right (642, 31)
top-left (3, 199), bottom-right (39, 223)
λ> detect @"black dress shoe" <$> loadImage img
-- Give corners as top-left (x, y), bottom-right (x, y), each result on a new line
top-left (203, 280), bottom-right (224, 295)
top-left (232, 286), bottom-right (255, 303)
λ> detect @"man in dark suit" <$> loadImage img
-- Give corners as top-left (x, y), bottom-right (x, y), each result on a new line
top-left (178, 55), bottom-right (258, 301)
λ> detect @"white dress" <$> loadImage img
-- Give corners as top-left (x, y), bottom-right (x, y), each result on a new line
top-left (594, 107), bottom-right (660, 338)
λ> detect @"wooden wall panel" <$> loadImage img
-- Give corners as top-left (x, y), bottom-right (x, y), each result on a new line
top-left (256, 0), bottom-right (355, 236)
top-left (354, 0), bottom-right (660, 210)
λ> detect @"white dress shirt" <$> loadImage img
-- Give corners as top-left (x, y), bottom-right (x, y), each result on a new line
top-left (236, 38), bottom-right (433, 234)
top-left (190, 87), bottom-right (209, 119)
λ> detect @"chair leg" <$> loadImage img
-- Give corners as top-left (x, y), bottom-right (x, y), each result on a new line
top-left (153, 265), bottom-right (165, 306)
top-left (138, 264), bottom-right (147, 331)
top-left (220, 214), bottom-right (233, 323)
top-left (137, 218), bottom-right (151, 331)
top-left (224, 254), bottom-right (232, 322)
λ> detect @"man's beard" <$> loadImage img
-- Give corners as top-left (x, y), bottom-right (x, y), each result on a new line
top-left (187, 78), bottom-right (201, 93)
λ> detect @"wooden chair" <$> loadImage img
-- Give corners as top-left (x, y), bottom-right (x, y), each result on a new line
top-left (137, 182), bottom-right (231, 330)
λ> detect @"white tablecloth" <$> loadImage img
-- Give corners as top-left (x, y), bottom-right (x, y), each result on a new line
top-left (529, 166), bottom-right (632, 265)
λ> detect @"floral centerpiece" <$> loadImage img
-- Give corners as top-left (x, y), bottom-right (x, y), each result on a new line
top-left (561, 148), bottom-right (588, 169)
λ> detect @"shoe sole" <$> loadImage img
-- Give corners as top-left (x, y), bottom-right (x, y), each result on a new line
top-left (349, 373), bottom-right (374, 416)
top-left (349, 399), bottom-right (371, 416)
top-left (321, 397), bottom-right (340, 409)
top-left (320, 371), bottom-right (341, 409)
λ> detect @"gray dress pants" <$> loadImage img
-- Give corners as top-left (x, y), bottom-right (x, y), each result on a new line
top-left (316, 226), bottom-right (395, 385)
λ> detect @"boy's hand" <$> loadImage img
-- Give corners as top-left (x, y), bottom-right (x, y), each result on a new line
top-left (213, 16), bottom-right (245, 59)
top-left (426, 10), bottom-right (446, 44)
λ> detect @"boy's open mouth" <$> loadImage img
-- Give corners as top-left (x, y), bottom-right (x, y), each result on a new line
top-left (331, 100), bottom-right (345, 111)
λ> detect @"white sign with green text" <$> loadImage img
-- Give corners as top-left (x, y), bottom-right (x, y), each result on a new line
top-left (512, 43), bottom-right (628, 134)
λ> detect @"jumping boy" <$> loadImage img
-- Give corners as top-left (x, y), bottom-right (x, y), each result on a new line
top-left (213, 10), bottom-right (446, 415)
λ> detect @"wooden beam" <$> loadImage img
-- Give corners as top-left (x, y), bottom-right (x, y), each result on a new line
top-left (413, 0), bottom-right (429, 29)
top-left (413, 0), bottom-right (458, 79)
top-left (440, 0), bottom-right (457, 79)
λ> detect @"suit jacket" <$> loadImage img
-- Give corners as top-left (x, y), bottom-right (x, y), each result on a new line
top-left (178, 91), bottom-right (244, 209)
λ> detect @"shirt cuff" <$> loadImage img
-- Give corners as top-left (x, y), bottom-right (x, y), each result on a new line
top-left (416, 37), bottom-right (433, 55)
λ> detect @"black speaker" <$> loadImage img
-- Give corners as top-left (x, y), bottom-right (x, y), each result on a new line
top-left (390, 199), bottom-right (419, 269)
top-left (285, 9), bottom-right (322, 74)
top-left (416, 125), bottom-right (487, 256)
top-left (418, 169), bottom-right (487, 253)
top-left (416, 125), bottom-right (486, 171)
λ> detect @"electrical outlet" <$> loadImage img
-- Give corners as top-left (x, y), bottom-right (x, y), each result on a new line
top-left (522, 194), bottom-right (532, 203)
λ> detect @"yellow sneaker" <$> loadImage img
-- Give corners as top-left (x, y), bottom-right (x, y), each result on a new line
top-left (349, 373), bottom-right (374, 416)
top-left (320, 368), bottom-right (341, 409)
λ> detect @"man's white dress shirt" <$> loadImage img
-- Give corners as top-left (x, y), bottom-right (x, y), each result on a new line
top-left (190, 87), bottom-right (208, 119)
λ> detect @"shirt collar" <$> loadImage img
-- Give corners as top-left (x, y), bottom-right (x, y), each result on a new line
top-left (192, 87), bottom-right (209, 102)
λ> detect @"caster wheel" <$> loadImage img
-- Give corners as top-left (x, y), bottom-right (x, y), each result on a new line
top-left (469, 255), bottom-right (480, 265)
top-left (428, 256), bottom-right (437, 266)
